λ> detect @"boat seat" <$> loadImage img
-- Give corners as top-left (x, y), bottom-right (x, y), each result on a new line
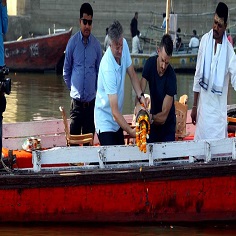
top-left (175, 101), bottom-right (188, 141)
top-left (59, 106), bottom-right (93, 146)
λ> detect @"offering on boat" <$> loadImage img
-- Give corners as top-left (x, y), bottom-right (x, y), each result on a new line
top-left (136, 109), bottom-right (150, 153)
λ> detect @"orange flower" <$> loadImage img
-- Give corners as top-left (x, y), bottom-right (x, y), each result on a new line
top-left (136, 112), bottom-right (150, 153)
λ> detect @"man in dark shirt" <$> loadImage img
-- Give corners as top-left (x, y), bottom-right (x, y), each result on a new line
top-left (139, 34), bottom-right (177, 142)
top-left (0, 0), bottom-right (8, 156)
top-left (130, 12), bottom-right (138, 38)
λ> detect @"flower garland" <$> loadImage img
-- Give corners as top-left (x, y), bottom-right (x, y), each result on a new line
top-left (136, 110), bottom-right (150, 153)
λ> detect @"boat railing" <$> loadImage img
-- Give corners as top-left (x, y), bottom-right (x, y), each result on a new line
top-left (31, 137), bottom-right (236, 172)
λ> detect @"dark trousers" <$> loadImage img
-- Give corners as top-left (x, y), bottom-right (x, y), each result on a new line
top-left (98, 127), bottom-right (125, 146)
top-left (147, 123), bottom-right (175, 143)
top-left (0, 95), bottom-right (6, 157)
top-left (70, 98), bottom-right (95, 135)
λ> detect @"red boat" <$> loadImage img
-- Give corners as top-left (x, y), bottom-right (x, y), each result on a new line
top-left (1, 115), bottom-right (236, 224)
top-left (4, 28), bottom-right (73, 73)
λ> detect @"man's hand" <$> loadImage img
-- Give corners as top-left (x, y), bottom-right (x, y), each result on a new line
top-left (191, 106), bottom-right (197, 125)
top-left (130, 127), bottom-right (136, 138)
top-left (139, 95), bottom-right (147, 109)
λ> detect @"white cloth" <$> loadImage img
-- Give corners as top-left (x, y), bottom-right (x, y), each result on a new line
top-left (161, 17), bottom-right (166, 29)
top-left (188, 36), bottom-right (199, 54)
top-left (104, 34), bottom-right (109, 51)
top-left (199, 29), bottom-right (227, 95)
top-left (193, 29), bottom-right (236, 140)
top-left (132, 35), bottom-right (142, 53)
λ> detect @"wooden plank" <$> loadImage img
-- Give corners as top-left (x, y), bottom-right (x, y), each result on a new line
top-left (3, 119), bottom-right (66, 138)
top-left (2, 116), bottom-right (132, 150)
top-left (3, 134), bottom-right (67, 150)
top-left (32, 138), bottom-right (236, 172)
top-left (2, 119), bottom-right (69, 149)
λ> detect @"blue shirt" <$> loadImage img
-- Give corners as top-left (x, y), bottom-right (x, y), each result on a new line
top-left (63, 31), bottom-right (102, 102)
top-left (0, 4), bottom-right (8, 66)
top-left (94, 38), bottom-right (132, 132)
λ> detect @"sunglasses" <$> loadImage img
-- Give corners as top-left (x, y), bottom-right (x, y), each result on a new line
top-left (81, 19), bottom-right (92, 26)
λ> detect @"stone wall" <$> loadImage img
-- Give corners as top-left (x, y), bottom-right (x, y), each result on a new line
top-left (6, 0), bottom-right (236, 50)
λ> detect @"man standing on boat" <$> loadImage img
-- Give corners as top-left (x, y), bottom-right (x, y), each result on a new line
top-left (63, 3), bottom-right (102, 139)
top-left (132, 30), bottom-right (143, 54)
top-left (188, 30), bottom-right (199, 54)
top-left (191, 2), bottom-right (236, 140)
top-left (0, 0), bottom-right (8, 156)
top-left (138, 34), bottom-right (177, 142)
top-left (130, 12), bottom-right (138, 38)
top-left (94, 20), bottom-right (147, 146)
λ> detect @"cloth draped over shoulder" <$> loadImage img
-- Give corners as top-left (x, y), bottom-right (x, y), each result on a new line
top-left (199, 29), bottom-right (227, 95)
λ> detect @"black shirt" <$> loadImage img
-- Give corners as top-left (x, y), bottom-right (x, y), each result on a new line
top-left (130, 17), bottom-right (138, 38)
top-left (142, 55), bottom-right (177, 142)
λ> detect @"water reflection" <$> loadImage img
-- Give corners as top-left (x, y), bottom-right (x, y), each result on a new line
top-left (0, 223), bottom-right (236, 235)
top-left (4, 72), bottom-right (71, 123)
top-left (3, 72), bottom-right (236, 123)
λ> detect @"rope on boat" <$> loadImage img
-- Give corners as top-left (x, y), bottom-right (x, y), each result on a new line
top-left (1, 155), bottom-right (14, 173)
top-left (0, 150), bottom-right (16, 173)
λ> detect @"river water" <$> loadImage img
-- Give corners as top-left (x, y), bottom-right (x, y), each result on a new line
top-left (1, 223), bottom-right (236, 235)
top-left (2, 71), bottom-right (236, 235)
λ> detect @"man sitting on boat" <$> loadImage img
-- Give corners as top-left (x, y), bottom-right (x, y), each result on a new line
top-left (188, 29), bottom-right (199, 54)
top-left (132, 30), bottom-right (143, 54)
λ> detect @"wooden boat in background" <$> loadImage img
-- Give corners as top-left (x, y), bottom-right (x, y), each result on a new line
top-left (4, 27), bottom-right (73, 73)
top-left (132, 46), bottom-right (236, 72)
top-left (131, 52), bottom-right (197, 72)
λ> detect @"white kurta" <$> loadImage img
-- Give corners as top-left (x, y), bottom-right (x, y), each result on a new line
top-left (132, 35), bottom-right (142, 54)
top-left (193, 31), bottom-right (236, 140)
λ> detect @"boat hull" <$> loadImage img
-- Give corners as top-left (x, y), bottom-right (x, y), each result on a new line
top-left (1, 162), bottom-right (236, 223)
top-left (4, 28), bottom-right (72, 73)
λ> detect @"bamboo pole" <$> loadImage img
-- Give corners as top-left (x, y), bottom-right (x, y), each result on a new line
top-left (165, 0), bottom-right (170, 34)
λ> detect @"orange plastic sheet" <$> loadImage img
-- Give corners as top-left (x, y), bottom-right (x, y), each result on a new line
top-left (2, 148), bottom-right (70, 169)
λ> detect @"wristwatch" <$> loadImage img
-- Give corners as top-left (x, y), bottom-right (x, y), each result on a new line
top-left (138, 92), bottom-right (144, 103)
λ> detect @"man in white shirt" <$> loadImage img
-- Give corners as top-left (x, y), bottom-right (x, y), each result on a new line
top-left (104, 27), bottom-right (109, 51)
top-left (161, 13), bottom-right (166, 30)
top-left (188, 30), bottom-right (199, 54)
top-left (191, 2), bottom-right (236, 140)
top-left (95, 21), bottom-right (147, 145)
top-left (132, 30), bottom-right (142, 54)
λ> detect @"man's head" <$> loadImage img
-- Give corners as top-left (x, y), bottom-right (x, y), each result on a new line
top-left (157, 34), bottom-right (173, 76)
top-left (137, 30), bottom-right (140, 37)
top-left (193, 30), bottom-right (197, 36)
top-left (80, 3), bottom-right (93, 39)
top-left (213, 2), bottom-right (228, 43)
top-left (108, 20), bottom-right (124, 62)
top-left (135, 12), bottom-right (138, 19)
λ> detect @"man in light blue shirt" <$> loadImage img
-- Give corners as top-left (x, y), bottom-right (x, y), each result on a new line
top-left (63, 2), bottom-right (102, 137)
top-left (95, 20), bottom-right (146, 146)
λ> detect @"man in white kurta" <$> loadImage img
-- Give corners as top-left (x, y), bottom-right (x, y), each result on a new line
top-left (191, 2), bottom-right (236, 140)
top-left (132, 31), bottom-right (142, 54)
